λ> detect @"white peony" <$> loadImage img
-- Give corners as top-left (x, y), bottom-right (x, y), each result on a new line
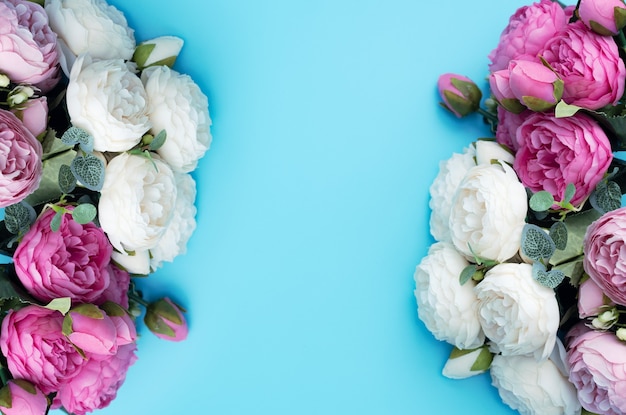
top-left (66, 55), bottom-right (151, 152)
top-left (490, 342), bottom-right (581, 415)
top-left (150, 173), bottom-right (197, 270)
top-left (414, 242), bottom-right (485, 350)
top-left (475, 263), bottom-right (559, 361)
top-left (142, 65), bottom-right (211, 173)
top-left (98, 153), bottom-right (177, 253)
top-left (45, 0), bottom-right (135, 73)
top-left (449, 162), bottom-right (527, 262)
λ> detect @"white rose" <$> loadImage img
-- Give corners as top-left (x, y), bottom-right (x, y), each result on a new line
top-left (414, 242), bottom-right (485, 350)
top-left (474, 140), bottom-right (514, 166)
top-left (142, 65), bottom-right (211, 173)
top-left (66, 55), bottom-right (151, 152)
top-left (475, 263), bottom-right (559, 360)
top-left (150, 173), bottom-right (197, 270)
top-left (98, 153), bottom-right (177, 253)
top-left (449, 162), bottom-right (527, 262)
top-left (45, 0), bottom-right (135, 70)
top-left (490, 343), bottom-right (581, 415)
top-left (428, 145), bottom-right (476, 242)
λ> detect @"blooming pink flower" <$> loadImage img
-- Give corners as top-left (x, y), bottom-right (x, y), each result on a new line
top-left (567, 324), bottom-right (626, 414)
top-left (100, 301), bottom-right (137, 346)
top-left (583, 207), bottom-right (626, 306)
top-left (144, 297), bottom-right (188, 341)
top-left (13, 207), bottom-right (112, 303)
top-left (578, 0), bottom-right (626, 35)
top-left (513, 112), bottom-right (612, 206)
top-left (63, 304), bottom-right (118, 356)
top-left (0, 306), bottom-right (85, 395)
top-left (507, 60), bottom-right (562, 111)
top-left (436, 73), bottom-right (481, 117)
top-left (488, 0), bottom-right (568, 71)
top-left (495, 107), bottom-right (531, 152)
top-left (0, 379), bottom-right (48, 415)
top-left (95, 263), bottom-right (130, 309)
top-left (0, 108), bottom-right (42, 207)
top-left (541, 20), bottom-right (625, 109)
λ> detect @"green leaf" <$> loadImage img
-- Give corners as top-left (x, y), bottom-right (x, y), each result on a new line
top-left (149, 129), bottom-right (167, 151)
top-left (589, 19), bottom-right (615, 36)
top-left (529, 191), bottom-right (555, 212)
top-left (4, 202), bottom-right (35, 234)
top-left (44, 297), bottom-right (72, 315)
top-left (549, 222), bottom-right (568, 251)
top-left (71, 153), bottom-right (105, 191)
top-left (24, 149), bottom-right (76, 206)
top-left (532, 262), bottom-right (565, 289)
top-left (50, 211), bottom-right (63, 232)
top-left (0, 384), bottom-right (11, 409)
top-left (132, 42), bottom-right (156, 69)
top-left (61, 126), bottom-right (94, 153)
top-left (550, 210), bottom-right (602, 266)
top-left (40, 130), bottom-right (73, 159)
top-left (521, 96), bottom-right (555, 112)
top-left (563, 183), bottom-right (576, 205)
top-left (58, 164), bottom-right (76, 194)
top-left (470, 346), bottom-right (493, 372)
top-left (554, 100), bottom-right (582, 118)
top-left (71, 203), bottom-right (97, 225)
top-left (552, 256), bottom-right (585, 286)
top-left (521, 224), bottom-right (555, 261)
top-left (590, 180), bottom-right (622, 214)
top-left (616, 6), bottom-right (626, 31)
top-left (459, 264), bottom-right (478, 286)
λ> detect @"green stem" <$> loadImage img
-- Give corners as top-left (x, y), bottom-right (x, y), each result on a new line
top-left (477, 107), bottom-right (497, 125)
top-left (0, 365), bottom-right (10, 386)
top-left (128, 291), bottom-right (149, 308)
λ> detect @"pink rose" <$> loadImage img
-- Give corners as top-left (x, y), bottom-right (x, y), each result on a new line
top-left (495, 107), bottom-right (531, 152)
top-left (507, 60), bottom-right (563, 111)
top-left (578, 278), bottom-right (613, 318)
top-left (541, 20), bottom-right (626, 109)
top-left (0, 108), bottom-right (42, 208)
top-left (488, 0), bottom-right (568, 71)
top-left (513, 112), bottom-right (612, 206)
top-left (436, 73), bottom-right (481, 117)
top-left (567, 324), bottom-right (626, 414)
top-left (144, 297), bottom-right (188, 341)
top-left (95, 263), bottom-right (130, 309)
top-left (54, 344), bottom-right (137, 415)
top-left (101, 301), bottom-right (137, 346)
top-left (583, 207), bottom-right (626, 306)
top-left (0, 379), bottom-right (48, 415)
top-left (13, 207), bottom-right (112, 303)
top-left (0, 0), bottom-right (60, 92)
top-left (0, 306), bottom-right (85, 395)
top-left (578, 0), bottom-right (626, 35)
top-left (13, 97), bottom-right (48, 138)
top-left (63, 304), bottom-right (118, 355)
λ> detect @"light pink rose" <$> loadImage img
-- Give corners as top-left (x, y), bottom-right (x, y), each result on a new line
top-left (144, 297), bottom-right (188, 342)
top-left (567, 323), bottom-right (626, 414)
top-left (0, 0), bottom-right (60, 92)
top-left (579, 278), bottom-right (613, 318)
top-left (578, 0), bottom-right (626, 35)
top-left (95, 263), bottom-right (130, 309)
top-left (495, 107), bottom-right (531, 152)
top-left (508, 60), bottom-right (562, 110)
top-left (0, 108), bottom-right (43, 208)
top-left (54, 344), bottom-right (137, 415)
top-left (583, 207), bottom-right (626, 306)
top-left (13, 97), bottom-right (48, 138)
top-left (0, 306), bottom-right (85, 395)
top-left (13, 207), bottom-right (112, 303)
top-left (64, 304), bottom-right (118, 356)
top-left (488, 0), bottom-right (568, 71)
top-left (0, 379), bottom-right (48, 415)
top-left (436, 73), bottom-right (481, 117)
top-left (513, 112), bottom-right (612, 207)
top-left (541, 20), bottom-right (626, 109)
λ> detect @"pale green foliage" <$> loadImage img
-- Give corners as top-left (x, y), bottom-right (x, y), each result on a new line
top-left (532, 262), bottom-right (565, 289)
top-left (71, 153), bottom-right (105, 191)
top-left (591, 180), bottom-right (621, 214)
top-left (58, 164), bottom-right (77, 194)
top-left (549, 222), bottom-right (568, 251)
top-left (521, 224), bottom-right (555, 261)
top-left (72, 203), bottom-right (97, 225)
top-left (61, 126), bottom-right (94, 153)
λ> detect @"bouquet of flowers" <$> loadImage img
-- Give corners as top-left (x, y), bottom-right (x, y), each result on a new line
top-left (0, 0), bottom-right (211, 413)
top-left (415, 0), bottom-right (626, 414)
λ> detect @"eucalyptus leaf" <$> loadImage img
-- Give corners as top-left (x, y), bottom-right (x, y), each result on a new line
top-left (50, 211), bottom-right (63, 232)
top-left (529, 191), bottom-right (555, 212)
top-left (532, 262), bottom-right (565, 289)
top-left (72, 203), bottom-right (97, 224)
top-left (552, 256), bottom-right (585, 287)
top-left (149, 129), bottom-right (167, 151)
top-left (58, 164), bottom-right (76, 194)
top-left (549, 221), bottom-right (568, 251)
top-left (590, 180), bottom-right (622, 214)
top-left (71, 153), bottom-right (105, 191)
top-left (459, 264), bottom-right (478, 286)
top-left (24, 149), bottom-right (76, 206)
top-left (521, 224), bottom-right (555, 261)
top-left (563, 183), bottom-right (576, 205)
top-left (4, 202), bottom-right (35, 235)
top-left (549, 210), bottom-right (602, 266)
top-left (61, 126), bottom-right (94, 153)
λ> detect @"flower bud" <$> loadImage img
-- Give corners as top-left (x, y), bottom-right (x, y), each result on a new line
top-left (7, 85), bottom-right (35, 108)
top-left (0, 74), bottom-right (10, 88)
top-left (437, 73), bottom-right (482, 117)
top-left (12, 97), bottom-right (48, 137)
top-left (442, 345), bottom-right (493, 379)
top-left (591, 306), bottom-right (619, 330)
top-left (62, 303), bottom-right (118, 355)
top-left (578, 0), bottom-right (626, 36)
top-left (508, 60), bottom-right (563, 112)
top-left (100, 301), bottom-right (137, 346)
top-left (112, 249), bottom-right (150, 275)
top-left (144, 297), bottom-right (188, 341)
top-left (489, 69), bottom-right (525, 113)
top-left (617, 327), bottom-right (626, 341)
top-left (133, 36), bottom-right (184, 70)
top-left (0, 379), bottom-right (47, 415)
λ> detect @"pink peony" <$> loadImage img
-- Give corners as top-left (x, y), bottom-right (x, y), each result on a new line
top-left (0, 379), bottom-right (48, 415)
top-left (95, 263), bottom-right (130, 309)
top-left (54, 344), bottom-right (137, 415)
top-left (578, 0), bottom-right (626, 35)
top-left (567, 324), bottom-right (626, 414)
top-left (0, 306), bottom-right (85, 395)
top-left (488, 0), bottom-right (568, 71)
top-left (0, 0), bottom-right (60, 92)
top-left (0, 108), bottom-right (43, 208)
top-left (63, 304), bottom-right (118, 356)
top-left (513, 112), bottom-right (612, 207)
top-left (100, 302), bottom-right (137, 346)
top-left (495, 107), bottom-right (531, 152)
top-left (583, 207), bottom-right (626, 306)
top-left (13, 207), bottom-right (113, 303)
top-left (541, 20), bottom-right (625, 109)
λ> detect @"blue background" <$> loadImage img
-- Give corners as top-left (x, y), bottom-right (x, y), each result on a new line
top-left (41, 0), bottom-right (534, 413)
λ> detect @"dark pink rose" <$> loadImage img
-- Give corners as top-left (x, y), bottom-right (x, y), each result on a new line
top-left (0, 108), bottom-right (42, 207)
top-left (583, 207), bottom-right (626, 306)
top-left (488, 0), bottom-right (568, 71)
top-left (579, 0), bottom-right (626, 35)
top-left (541, 20), bottom-right (626, 109)
top-left (495, 107), bottom-right (531, 152)
top-left (144, 297), bottom-right (188, 342)
top-left (578, 278), bottom-right (613, 318)
top-left (95, 263), bottom-right (130, 309)
top-left (13, 207), bottom-right (112, 303)
top-left (508, 60), bottom-right (563, 111)
top-left (567, 324), bottom-right (626, 414)
top-left (13, 97), bottom-right (48, 137)
top-left (63, 304), bottom-right (118, 356)
top-left (513, 112), bottom-right (612, 206)
top-left (0, 0), bottom-right (60, 92)
top-left (0, 379), bottom-right (48, 415)
top-left (437, 73), bottom-right (481, 117)
top-left (0, 306), bottom-right (85, 395)
top-left (54, 344), bottom-right (137, 415)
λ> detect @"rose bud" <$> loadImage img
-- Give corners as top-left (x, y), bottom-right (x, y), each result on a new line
top-left (437, 73), bottom-right (482, 117)
top-left (489, 69), bottom-right (525, 113)
top-left (62, 304), bottom-right (118, 355)
top-left (0, 379), bottom-right (47, 415)
top-left (144, 297), bottom-right (188, 341)
top-left (508, 60), bottom-right (563, 111)
top-left (12, 97), bottom-right (48, 137)
top-left (442, 345), bottom-right (493, 379)
top-left (578, 0), bottom-right (626, 36)
top-left (100, 301), bottom-right (137, 346)
top-left (133, 36), bottom-right (184, 70)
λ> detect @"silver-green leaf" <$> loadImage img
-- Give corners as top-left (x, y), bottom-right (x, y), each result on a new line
top-left (149, 129), bottom-right (167, 151)
top-left (58, 164), bottom-right (77, 194)
top-left (529, 191), bottom-right (555, 212)
top-left (4, 202), bottom-right (35, 234)
top-left (549, 221), bottom-right (568, 251)
top-left (532, 262), bottom-right (565, 289)
top-left (521, 224), bottom-right (555, 261)
top-left (72, 203), bottom-right (97, 225)
top-left (590, 180), bottom-right (621, 214)
top-left (70, 153), bottom-right (105, 191)
top-left (61, 126), bottom-right (94, 153)
top-left (459, 264), bottom-right (478, 286)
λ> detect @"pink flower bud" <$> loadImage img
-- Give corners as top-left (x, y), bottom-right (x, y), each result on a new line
top-left (437, 73), bottom-right (482, 117)
top-left (508, 60), bottom-right (563, 111)
top-left (0, 379), bottom-right (47, 415)
top-left (144, 297), bottom-right (188, 341)
top-left (489, 69), bottom-right (525, 113)
top-left (578, 0), bottom-right (626, 35)
top-left (100, 301), bottom-right (137, 346)
top-left (13, 97), bottom-right (48, 137)
top-left (63, 304), bottom-right (118, 355)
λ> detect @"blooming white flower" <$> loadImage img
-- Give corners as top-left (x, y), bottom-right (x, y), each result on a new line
top-left (414, 242), bottom-right (485, 350)
top-left (475, 263), bottom-right (559, 360)
top-left (449, 162), bottom-right (527, 262)
top-left (98, 153), bottom-right (177, 253)
top-left (150, 173), bottom-right (197, 270)
top-left (45, 0), bottom-right (135, 73)
top-left (142, 65), bottom-right (211, 173)
top-left (66, 55), bottom-right (151, 152)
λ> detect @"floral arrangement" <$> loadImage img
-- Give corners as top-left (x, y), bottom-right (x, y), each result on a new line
top-left (0, 0), bottom-right (211, 413)
top-left (415, 0), bottom-right (626, 414)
